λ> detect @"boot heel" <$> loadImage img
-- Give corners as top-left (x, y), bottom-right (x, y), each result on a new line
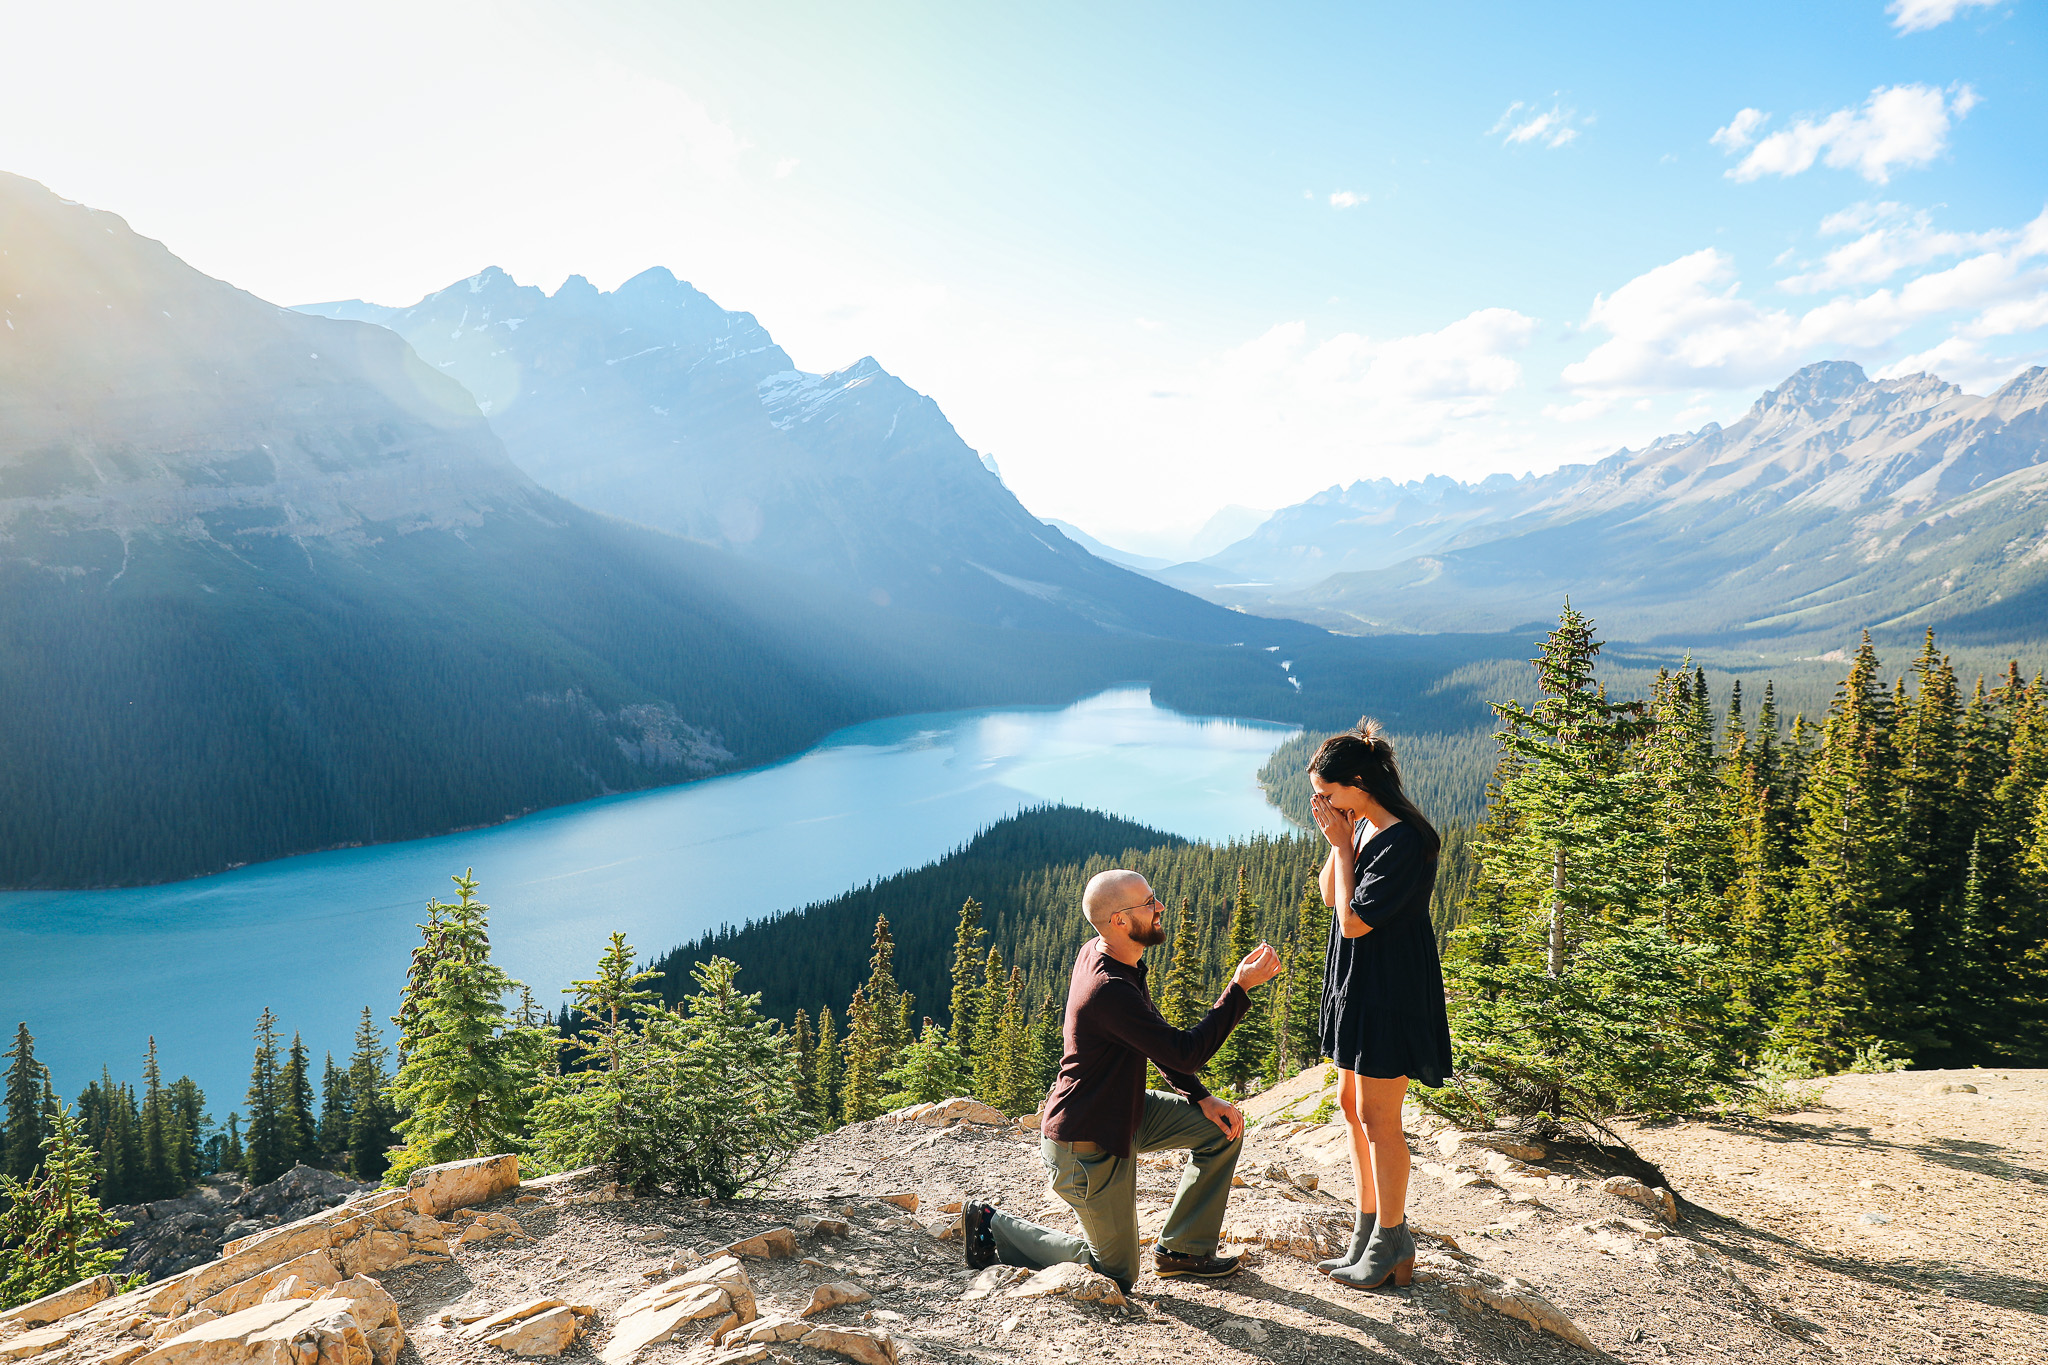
top-left (1392, 1256), bottom-right (1414, 1288)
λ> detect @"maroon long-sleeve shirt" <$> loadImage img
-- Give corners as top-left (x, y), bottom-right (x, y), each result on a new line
top-left (1041, 938), bottom-right (1252, 1157)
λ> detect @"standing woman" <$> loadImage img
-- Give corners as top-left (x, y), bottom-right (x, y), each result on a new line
top-left (1306, 719), bottom-right (1453, 1290)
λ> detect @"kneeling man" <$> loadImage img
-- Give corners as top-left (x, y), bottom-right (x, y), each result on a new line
top-left (965, 869), bottom-right (1281, 1290)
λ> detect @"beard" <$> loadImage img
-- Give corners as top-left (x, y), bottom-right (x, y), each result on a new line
top-left (1132, 916), bottom-right (1168, 947)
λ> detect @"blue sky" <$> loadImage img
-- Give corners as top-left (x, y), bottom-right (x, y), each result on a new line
top-left (2, 0), bottom-right (2042, 550)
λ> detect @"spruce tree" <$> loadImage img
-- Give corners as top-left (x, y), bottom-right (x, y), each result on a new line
top-left (1282, 877), bottom-right (1331, 1073)
top-left (318, 1053), bottom-right (352, 1158)
top-left (345, 1009), bottom-right (396, 1182)
top-left (280, 1034), bottom-right (317, 1169)
top-left (137, 1036), bottom-right (174, 1202)
top-left (166, 1077), bottom-right (205, 1190)
top-left (1781, 634), bottom-right (1912, 1067)
top-left (863, 916), bottom-right (906, 1080)
top-left (948, 898), bottom-right (987, 1053)
top-left (1032, 993), bottom-right (1064, 1093)
top-left (242, 1009), bottom-right (286, 1185)
top-left (4, 1024), bottom-right (47, 1181)
top-left (994, 968), bottom-right (1034, 1117)
top-left (220, 1113), bottom-right (243, 1177)
top-left (1159, 900), bottom-right (1206, 1031)
top-left (387, 871), bottom-right (550, 1179)
top-left (880, 1021), bottom-right (970, 1107)
top-left (970, 947), bottom-right (1007, 1105)
top-left (813, 1007), bottom-right (841, 1127)
top-left (840, 986), bottom-right (881, 1124)
top-left (526, 933), bottom-right (671, 1181)
top-left (0, 1108), bottom-right (129, 1309)
top-left (791, 1009), bottom-right (818, 1119)
top-left (1210, 867), bottom-right (1270, 1094)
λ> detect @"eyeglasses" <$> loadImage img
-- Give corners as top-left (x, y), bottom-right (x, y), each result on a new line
top-left (1116, 894), bottom-right (1163, 918)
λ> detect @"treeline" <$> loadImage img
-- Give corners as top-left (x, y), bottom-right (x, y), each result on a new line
top-left (1432, 609), bottom-right (2048, 1131)
top-left (654, 807), bottom-right (1339, 1031)
top-left (0, 1005), bottom-right (404, 1208)
top-left (774, 864), bottom-right (1338, 1130)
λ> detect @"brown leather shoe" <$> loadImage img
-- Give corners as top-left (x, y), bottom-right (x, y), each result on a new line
top-left (1152, 1248), bottom-right (1241, 1278)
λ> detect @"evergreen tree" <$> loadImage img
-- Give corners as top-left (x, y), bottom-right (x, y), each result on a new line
top-left (1210, 867), bottom-right (1270, 1093)
top-left (137, 1036), bottom-right (176, 1202)
top-left (4, 1024), bottom-right (47, 1181)
top-left (791, 1009), bottom-right (818, 1119)
top-left (1032, 992), bottom-right (1064, 1094)
top-left (970, 947), bottom-right (1007, 1105)
top-left (1282, 877), bottom-right (1331, 1073)
top-left (317, 1053), bottom-right (351, 1158)
top-left (0, 1108), bottom-right (129, 1310)
top-left (387, 871), bottom-right (550, 1180)
top-left (994, 967), bottom-right (1035, 1117)
top-left (280, 1034), bottom-right (317, 1169)
top-left (863, 916), bottom-right (906, 1079)
top-left (840, 986), bottom-right (881, 1124)
top-left (220, 1113), bottom-right (243, 1177)
top-left (527, 933), bottom-right (667, 1181)
top-left (1780, 634), bottom-right (1912, 1067)
top-left (345, 1009), bottom-right (396, 1182)
top-left (880, 1021), bottom-right (971, 1107)
top-left (1159, 900), bottom-right (1206, 1031)
top-left (393, 898), bottom-right (453, 1065)
top-left (165, 1077), bottom-right (205, 1190)
top-left (948, 898), bottom-right (987, 1053)
top-left (813, 1007), bottom-right (841, 1127)
top-left (242, 1009), bottom-right (287, 1185)
top-left (1433, 603), bottom-right (1740, 1128)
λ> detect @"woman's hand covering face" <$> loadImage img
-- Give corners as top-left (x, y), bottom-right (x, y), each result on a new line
top-left (1311, 792), bottom-right (1356, 850)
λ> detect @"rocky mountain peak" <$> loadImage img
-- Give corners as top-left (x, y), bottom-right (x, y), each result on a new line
top-left (1751, 359), bottom-right (1871, 416)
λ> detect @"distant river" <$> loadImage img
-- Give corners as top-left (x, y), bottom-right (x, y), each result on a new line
top-left (0, 689), bottom-right (1293, 1114)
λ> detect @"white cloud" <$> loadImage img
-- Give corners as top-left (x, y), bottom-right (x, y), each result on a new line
top-left (1710, 108), bottom-right (1768, 153)
top-left (1328, 190), bottom-right (1367, 208)
top-left (1562, 249), bottom-right (1805, 391)
top-left (1560, 204), bottom-right (2048, 397)
top-left (1717, 84), bottom-right (1977, 184)
top-left (1489, 100), bottom-right (1585, 150)
top-left (1888, 0), bottom-right (1998, 32)
top-left (772, 157), bottom-right (800, 178)
top-left (1781, 201), bottom-right (2013, 292)
top-left (1543, 396), bottom-right (1614, 422)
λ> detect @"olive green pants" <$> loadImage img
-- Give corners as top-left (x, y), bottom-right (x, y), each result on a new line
top-left (985, 1090), bottom-right (1243, 1290)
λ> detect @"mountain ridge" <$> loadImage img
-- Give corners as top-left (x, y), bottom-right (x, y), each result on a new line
top-left (300, 269), bottom-right (1293, 644)
top-left (1181, 360), bottom-right (2048, 645)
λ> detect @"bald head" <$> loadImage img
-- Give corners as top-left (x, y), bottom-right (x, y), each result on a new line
top-left (1084, 869), bottom-right (1150, 932)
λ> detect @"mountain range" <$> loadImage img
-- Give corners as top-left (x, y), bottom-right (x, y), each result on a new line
top-left (1168, 361), bottom-right (2048, 646)
top-left (1, 172), bottom-right (1435, 888)
top-left (299, 272), bottom-right (1258, 641)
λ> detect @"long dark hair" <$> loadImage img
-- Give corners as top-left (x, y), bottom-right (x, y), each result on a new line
top-left (1307, 717), bottom-right (1441, 855)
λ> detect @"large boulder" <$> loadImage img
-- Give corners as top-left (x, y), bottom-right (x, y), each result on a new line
top-left (0, 1275), bottom-right (116, 1328)
top-left (137, 1275), bottom-right (405, 1365)
top-left (407, 1155), bottom-right (520, 1217)
top-left (600, 1257), bottom-right (756, 1365)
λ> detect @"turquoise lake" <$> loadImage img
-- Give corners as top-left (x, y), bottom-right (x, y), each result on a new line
top-left (0, 688), bottom-right (1295, 1113)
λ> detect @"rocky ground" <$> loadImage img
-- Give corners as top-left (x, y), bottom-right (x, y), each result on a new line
top-left (3, 1068), bottom-right (2040, 1365)
top-left (110, 1167), bottom-right (371, 1282)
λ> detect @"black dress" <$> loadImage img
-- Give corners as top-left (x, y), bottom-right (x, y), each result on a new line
top-left (1319, 821), bottom-right (1454, 1085)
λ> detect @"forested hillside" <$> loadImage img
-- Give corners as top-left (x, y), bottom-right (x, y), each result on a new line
top-left (653, 804), bottom-right (1474, 1036)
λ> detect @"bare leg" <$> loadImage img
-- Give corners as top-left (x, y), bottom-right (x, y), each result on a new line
top-left (1355, 1074), bottom-right (1410, 1226)
top-left (1337, 1068), bottom-right (1377, 1219)
top-left (1314, 1068), bottom-right (1377, 1274)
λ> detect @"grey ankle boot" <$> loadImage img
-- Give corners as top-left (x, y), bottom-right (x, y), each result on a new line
top-left (1315, 1217), bottom-right (1374, 1275)
top-left (1329, 1219), bottom-right (1415, 1290)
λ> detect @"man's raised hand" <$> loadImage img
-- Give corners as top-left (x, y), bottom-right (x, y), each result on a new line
top-left (1232, 941), bottom-right (1281, 991)
top-left (1198, 1095), bottom-right (1245, 1142)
